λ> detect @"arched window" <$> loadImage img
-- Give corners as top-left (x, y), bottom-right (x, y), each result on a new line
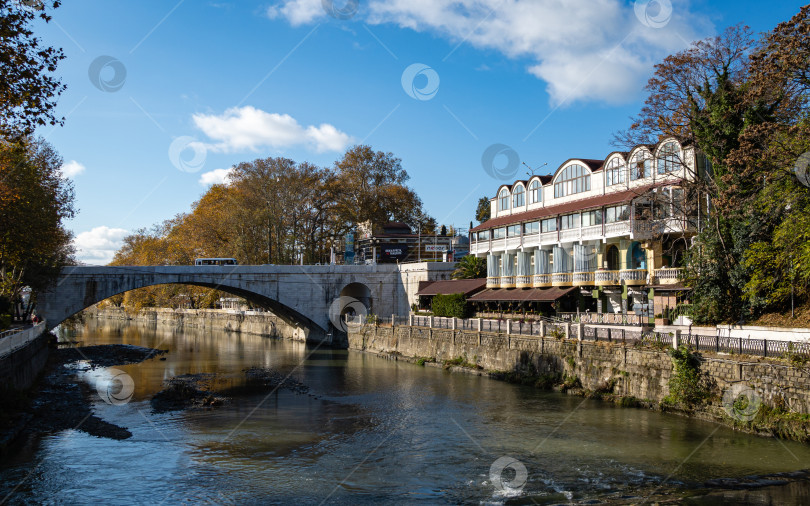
top-left (605, 157), bottom-right (625, 186)
top-left (630, 150), bottom-right (651, 180)
top-left (498, 188), bottom-right (510, 211)
top-left (553, 164), bottom-right (590, 198)
top-left (657, 141), bottom-right (679, 175)
top-left (528, 180), bottom-right (541, 204)
top-left (512, 184), bottom-right (525, 208)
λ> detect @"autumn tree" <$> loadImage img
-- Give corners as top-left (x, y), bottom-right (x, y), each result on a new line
top-left (0, 0), bottom-right (66, 142)
top-left (0, 137), bottom-right (75, 321)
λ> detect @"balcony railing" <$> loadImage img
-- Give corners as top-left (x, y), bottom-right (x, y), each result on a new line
top-left (620, 269), bottom-right (648, 285)
top-left (595, 269), bottom-right (620, 286)
top-left (551, 272), bottom-right (573, 286)
top-left (540, 231), bottom-right (558, 244)
top-left (654, 267), bottom-right (684, 284)
top-left (486, 276), bottom-right (500, 288)
top-left (500, 275), bottom-right (515, 288)
top-left (572, 271), bottom-right (595, 286)
top-left (533, 273), bottom-right (552, 287)
top-left (515, 275), bottom-right (533, 288)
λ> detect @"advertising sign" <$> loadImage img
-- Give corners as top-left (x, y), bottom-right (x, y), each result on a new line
top-left (344, 232), bottom-right (355, 265)
top-left (380, 244), bottom-right (409, 262)
top-left (425, 244), bottom-right (447, 252)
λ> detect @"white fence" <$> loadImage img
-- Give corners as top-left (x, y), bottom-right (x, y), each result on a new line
top-left (0, 322), bottom-right (46, 358)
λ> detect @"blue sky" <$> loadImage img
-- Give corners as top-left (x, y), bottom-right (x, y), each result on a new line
top-left (34, 0), bottom-right (807, 264)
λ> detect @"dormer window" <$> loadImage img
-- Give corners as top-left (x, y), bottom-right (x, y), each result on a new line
top-left (498, 188), bottom-right (510, 211)
top-left (631, 150), bottom-right (651, 180)
top-left (512, 184), bottom-right (525, 207)
top-left (554, 164), bottom-right (590, 198)
top-left (606, 158), bottom-right (625, 186)
top-left (528, 180), bottom-right (541, 204)
top-left (657, 141), bottom-right (679, 175)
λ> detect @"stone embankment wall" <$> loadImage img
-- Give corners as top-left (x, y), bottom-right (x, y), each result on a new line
top-left (0, 325), bottom-right (49, 390)
top-left (349, 325), bottom-right (810, 415)
top-left (85, 307), bottom-right (307, 341)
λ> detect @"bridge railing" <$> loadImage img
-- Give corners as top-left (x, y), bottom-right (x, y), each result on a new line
top-left (0, 322), bottom-right (46, 359)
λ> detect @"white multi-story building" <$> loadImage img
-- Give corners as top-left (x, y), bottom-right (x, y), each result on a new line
top-left (470, 138), bottom-right (703, 316)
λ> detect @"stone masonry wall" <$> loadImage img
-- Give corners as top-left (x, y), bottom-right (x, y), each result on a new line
top-left (85, 307), bottom-right (307, 341)
top-left (349, 325), bottom-right (810, 414)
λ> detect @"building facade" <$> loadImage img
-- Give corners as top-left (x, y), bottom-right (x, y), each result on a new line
top-left (470, 138), bottom-right (703, 317)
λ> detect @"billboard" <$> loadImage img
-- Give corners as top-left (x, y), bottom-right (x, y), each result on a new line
top-left (380, 244), bottom-right (409, 262)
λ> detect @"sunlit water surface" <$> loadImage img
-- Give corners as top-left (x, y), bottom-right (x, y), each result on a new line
top-left (2, 319), bottom-right (810, 504)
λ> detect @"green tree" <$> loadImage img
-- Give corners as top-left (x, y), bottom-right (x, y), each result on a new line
top-left (475, 196), bottom-right (490, 223)
top-left (0, 137), bottom-right (75, 317)
top-left (0, 1), bottom-right (66, 141)
top-left (452, 255), bottom-right (486, 279)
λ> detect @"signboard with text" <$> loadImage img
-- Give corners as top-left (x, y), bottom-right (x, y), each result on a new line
top-left (425, 244), bottom-right (448, 252)
top-left (381, 244), bottom-right (409, 262)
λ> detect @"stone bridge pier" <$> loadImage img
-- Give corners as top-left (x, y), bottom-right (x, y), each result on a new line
top-left (37, 263), bottom-right (455, 344)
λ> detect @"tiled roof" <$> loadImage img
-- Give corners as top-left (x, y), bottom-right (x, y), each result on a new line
top-left (416, 278), bottom-right (487, 296)
top-left (468, 287), bottom-right (577, 302)
top-left (471, 183), bottom-right (660, 232)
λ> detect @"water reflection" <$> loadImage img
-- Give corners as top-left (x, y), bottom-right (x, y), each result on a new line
top-left (1, 318), bottom-right (809, 504)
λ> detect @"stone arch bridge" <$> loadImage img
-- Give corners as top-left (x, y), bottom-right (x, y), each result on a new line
top-left (37, 264), bottom-right (450, 342)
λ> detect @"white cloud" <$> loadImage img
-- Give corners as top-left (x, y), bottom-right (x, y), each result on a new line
top-left (73, 226), bottom-right (129, 265)
top-left (266, 0), bottom-right (323, 26)
top-left (199, 167), bottom-right (234, 186)
top-left (267, 0), bottom-right (711, 105)
top-left (192, 106), bottom-right (353, 153)
top-left (61, 160), bottom-right (86, 178)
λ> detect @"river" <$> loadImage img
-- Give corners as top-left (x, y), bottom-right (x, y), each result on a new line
top-left (2, 319), bottom-right (810, 504)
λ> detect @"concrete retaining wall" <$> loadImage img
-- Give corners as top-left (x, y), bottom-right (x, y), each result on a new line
top-left (0, 324), bottom-right (49, 390)
top-left (349, 325), bottom-right (810, 415)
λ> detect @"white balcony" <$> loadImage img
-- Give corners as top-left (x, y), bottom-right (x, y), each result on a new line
top-left (515, 275), bottom-right (533, 288)
top-left (572, 271), bottom-right (595, 286)
top-left (506, 237), bottom-right (522, 250)
top-left (500, 275), bottom-right (516, 288)
top-left (533, 274), bottom-right (552, 287)
top-left (595, 270), bottom-right (620, 286)
top-left (559, 228), bottom-right (580, 242)
top-left (655, 267), bottom-right (684, 284)
top-left (540, 231), bottom-right (558, 244)
top-left (552, 272), bottom-right (573, 286)
top-left (491, 238), bottom-right (506, 251)
top-left (620, 269), bottom-right (648, 286)
top-left (486, 276), bottom-right (500, 288)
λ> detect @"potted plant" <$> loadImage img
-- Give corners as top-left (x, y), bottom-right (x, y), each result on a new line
top-left (654, 313), bottom-right (669, 326)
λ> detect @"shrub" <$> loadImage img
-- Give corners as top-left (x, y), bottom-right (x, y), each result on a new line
top-left (664, 345), bottom-right (712, 408)
top-left (431, 293), bottom-right (467, 318)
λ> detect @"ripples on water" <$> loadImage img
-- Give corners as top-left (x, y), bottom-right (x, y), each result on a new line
top-left (2, 319), bottom-right (810, 504)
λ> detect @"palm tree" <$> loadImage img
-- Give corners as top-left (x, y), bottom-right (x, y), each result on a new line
top-left (452, 255), bottom-right (486, 279)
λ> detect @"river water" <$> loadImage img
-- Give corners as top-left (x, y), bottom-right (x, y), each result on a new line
top-left (2, 319), bottom-right (810, 504)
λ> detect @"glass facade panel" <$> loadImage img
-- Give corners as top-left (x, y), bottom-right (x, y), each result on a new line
top-left (523, 221), bottom-right (539, 234)
top-left (582, 210), bottom-right (602, 226)
top-left (512, 185), bottom-right (525, 207)
top-left (606, 157), bottom-right (625, 186)
top-left (560, 213), bottom-right (580, 230)
top-left (630, 151), bottom-right (651, 180)
top-left (541, 218), bottom-right (557, 232)
top-left (493, 227), bottom-right (506, 239)
top-left (528, 180), bottom-right (541, 204)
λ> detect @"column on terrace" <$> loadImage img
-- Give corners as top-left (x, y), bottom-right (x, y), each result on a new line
top-left (534, 249), bottom-right (549, 274)
top-left (517, 251), bottom-right (532, 279)
top-left (552, 246), bottom-right (570, 273)
top-left (502, 252), bottom-right (515, 278)
top-left (487, 253), bottom-right (500, 278)
top-left (573, 244), bottom-right (597, 272)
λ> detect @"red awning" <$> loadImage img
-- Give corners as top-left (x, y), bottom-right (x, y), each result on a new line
top-left (470, 183), bottom-right (662, 232)
top-left (468, 287), bottom-right (577, 302)
top-left (416, 278), bottom-right (487, 296)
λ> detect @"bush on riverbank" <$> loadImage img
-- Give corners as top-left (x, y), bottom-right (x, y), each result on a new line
top-left (431, 293), bottom-right (467, 319)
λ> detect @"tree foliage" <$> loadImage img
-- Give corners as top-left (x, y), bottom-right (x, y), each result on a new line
top-left (0, 137), bottom-right (75, 316)
top-left (431, 293), bottom-right (467, 319)
top-left (0, 0), bottom-right (66, 141)
top-left (617, 8), bottom-right (810, 324)
top-left (108, 146), bottom-right (436, 310)
top-left (451, 255), bottom-right (486, 280)
top-left (475, 196), bottom-right (490, 223)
